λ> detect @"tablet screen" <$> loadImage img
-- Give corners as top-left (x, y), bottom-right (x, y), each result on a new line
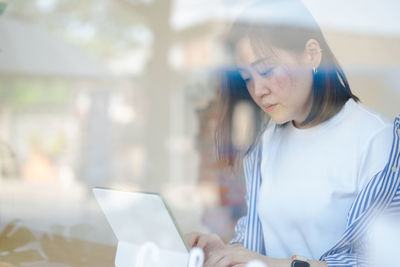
top-left (93, 187), bottom-right (189, 253)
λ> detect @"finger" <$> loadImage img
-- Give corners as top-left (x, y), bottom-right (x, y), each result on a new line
top-left (204, 247), bottom-right (233, 267)
top-left (196, 234), bottom-right (211, 250)
top-left (185, 232), bottom-right (201, 248)
top-left (198, 233), bottom-right (223, 251)
top-left (213, 256), bottom-right (233, 267)
top-left (214, 252), bottom-right (245, 267)
top-left (184, 232), bottom-right (196, 247)
top-left (229, 243), bottom-right (244, 249)
top-left (204, 250), bottom-right (225, 267)
top-left (212, 248), bottom-right (247, 267)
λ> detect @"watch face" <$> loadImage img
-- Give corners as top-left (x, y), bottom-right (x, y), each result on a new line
top-left (291, 260), bottom-right (310, 267)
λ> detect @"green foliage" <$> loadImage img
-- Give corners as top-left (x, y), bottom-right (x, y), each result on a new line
top-left (0, 80), bottom-right (71, 111)
top-left (0, 3), bottom-right (6, 16)
top-left (6, 0), bottom-right (153, 59)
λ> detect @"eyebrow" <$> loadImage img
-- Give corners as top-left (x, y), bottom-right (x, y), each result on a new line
top-left (250, 57), bottom-right (272, 67)
top-left (236, 57), bottom-right (273, 72)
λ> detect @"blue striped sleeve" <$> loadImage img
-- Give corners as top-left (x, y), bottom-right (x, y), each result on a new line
top-left (242, 144), bottom-right (265, 254)
top-left (229, 215), bottom-right (247, 244)
top-left (320, 115), bottom-right (400, 267)
top-left (323, 253), bottom-right (367, 267)
top-left (229, 143), bottom-right (265, 255)
top-left (386, 181), bottom-right (400, 214)
top-left (229, 149), bottom-right (254, 245)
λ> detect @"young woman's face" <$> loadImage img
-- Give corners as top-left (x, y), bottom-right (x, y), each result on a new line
top-left (235, 37), bottom-right (314, 128)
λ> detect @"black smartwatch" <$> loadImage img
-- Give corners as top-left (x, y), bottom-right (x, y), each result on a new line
top-left (291, 255), bottom-right (310, 267)
top-left (291, 259), bottom-right (310, 267)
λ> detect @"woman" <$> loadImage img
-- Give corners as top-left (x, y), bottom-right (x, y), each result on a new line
top-left (186, 0), bottom-right (400, 266)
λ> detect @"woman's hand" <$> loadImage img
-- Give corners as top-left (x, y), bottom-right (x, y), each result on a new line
top-left (185, 232), bottom-right (328, 267)
top-left (204, 243), bottom-right (268, 267)
top-left (184, 232), bottom-right (268, 266)
top-left (184, 232), bottom-right (226, 260)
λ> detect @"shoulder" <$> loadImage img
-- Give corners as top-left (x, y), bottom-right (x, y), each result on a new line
top-left (345, 99), bottom-right (392, 130)
top-left (339, 100), bottom-right (392, 144)
top-left (342, 101), bottom-right (395, 189)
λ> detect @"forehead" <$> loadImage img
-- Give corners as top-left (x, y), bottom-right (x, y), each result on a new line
top-left (234, 37), bottom-right (302, 69)
top-left (234, 37), bottom-right (275, 68)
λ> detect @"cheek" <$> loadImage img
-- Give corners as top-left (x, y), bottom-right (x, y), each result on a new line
top-left (248, 90), bottom-right (262, 107)
top-left (271, 67), bottom-right (292, 92)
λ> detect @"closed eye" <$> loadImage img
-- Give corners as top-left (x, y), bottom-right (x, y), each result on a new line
top-left (258, 68), bottom-right (273, 77)
top-left (255, 63), bottom-right (273, 77)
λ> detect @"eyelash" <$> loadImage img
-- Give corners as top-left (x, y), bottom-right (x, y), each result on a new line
top-left (241, 68), bottom-right (273, 83)
top-left (258, 68), bottom-right (273, 77)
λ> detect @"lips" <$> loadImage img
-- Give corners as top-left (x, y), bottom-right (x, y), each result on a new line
top-left (262, 103), bottom-right (277, 112)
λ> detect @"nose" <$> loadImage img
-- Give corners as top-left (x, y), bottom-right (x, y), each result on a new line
top-left (253, 75), bottom-right (271, 97)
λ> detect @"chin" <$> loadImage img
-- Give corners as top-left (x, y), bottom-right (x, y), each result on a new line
top-left (270, 115), bottom-right (290, 125)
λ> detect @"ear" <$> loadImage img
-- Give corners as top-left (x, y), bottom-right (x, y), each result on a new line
top-left (303, 39), bottom-right (322, 69)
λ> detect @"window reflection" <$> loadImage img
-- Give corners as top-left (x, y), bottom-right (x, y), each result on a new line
top-left (0, 0), bottom-right (399, 266)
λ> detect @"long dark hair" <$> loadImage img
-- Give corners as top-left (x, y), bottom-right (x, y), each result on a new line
top-left (215, 0), bottom-right (359, 167)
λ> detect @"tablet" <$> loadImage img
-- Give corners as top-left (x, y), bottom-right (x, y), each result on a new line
top-left (92, 187), bottom-right (189, 253)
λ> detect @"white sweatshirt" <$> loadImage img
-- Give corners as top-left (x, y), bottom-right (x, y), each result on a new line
top-left (258, 99), bottom-right (393, 259)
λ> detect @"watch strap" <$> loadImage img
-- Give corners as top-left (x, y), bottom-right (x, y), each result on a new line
top-left (291, 255), bottom-right (310, 267)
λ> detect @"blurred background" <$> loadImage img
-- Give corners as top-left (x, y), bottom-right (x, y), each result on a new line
top-left (0, 0), bottom-right (399, 266)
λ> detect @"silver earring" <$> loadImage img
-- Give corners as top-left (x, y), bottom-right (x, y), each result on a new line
top-left (312, 67), bottom-right (317, 75)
